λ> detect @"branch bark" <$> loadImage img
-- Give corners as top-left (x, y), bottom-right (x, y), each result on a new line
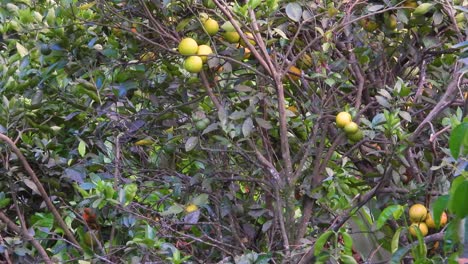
top-left (0, 133), bottom-right (82, 252)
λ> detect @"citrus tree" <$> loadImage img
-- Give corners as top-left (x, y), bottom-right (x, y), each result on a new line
top-left (0, 0), bottom-right (467, 263)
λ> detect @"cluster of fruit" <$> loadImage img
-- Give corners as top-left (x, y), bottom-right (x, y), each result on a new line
top-left (408, 203), bottom-right (448, 237)
top-left (335, 111), bottom-right (363, 142)
top-left (177, 16), bottom-right (219, 73)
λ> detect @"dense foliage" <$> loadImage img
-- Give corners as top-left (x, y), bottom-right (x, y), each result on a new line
top-left (0, 0), bottom-right (467, 263)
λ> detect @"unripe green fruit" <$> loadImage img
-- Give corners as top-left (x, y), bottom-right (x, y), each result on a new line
top-left (344, 122), bottom-right (359, 134)
top-left (348, 129), bottom-right (364, 142)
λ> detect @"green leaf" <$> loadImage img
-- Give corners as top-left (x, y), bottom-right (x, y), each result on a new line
top-left (16, 42), bottom-right (28, 57)
top-left (449, 122), bottom-right (468, 159)
top-left (391, 227), bottom-right (403, 253)
top-left (376, 204), bottom-right (404, 229)
top-left (449, 180), bottom-right (468, 218)
top-left (160, 204), bottom-right (184, 216)
top-left (185, 136), bottom-right (198, 152)
top-left (314, 230), bottom-right (334, 256)
top-left (247, 0), bottom-right (261, 9)
top-left (242, 117), bottom-right (254, 137)
top-left (191, 194), bottom-right (209, 206)
top-left (432, 195), bottom-right (449, 228)
top-left (340, 254), bottom-right (358, 264)
top-left (341, 232), bottom-right (353, 255)
top-left (285, 3), bottom-right (302, 22)
top-left (78, 140), bottom-right (86, 157)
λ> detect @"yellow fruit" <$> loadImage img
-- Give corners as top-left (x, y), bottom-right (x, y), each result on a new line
top-left (344, 122), bottom-right (359, 134)
top-left (287, 65), bottom-right (302, 81)
top-left (242, 48), bottom-right (251, 60)
top-left (184, 56), bottom-right (203, 73)
top-left (197, 45), bottom-right (213, 63)
top-left (409, 203), bottom-right (428, 223)
top-left (336, 112), bottom-right (352, 128)
top-left (178, 38), bottom-right (199, 55)
top-left (223, 31), bottom-right (240, 43)
top-left (185, 204), bottom-right (198, 213)
top-left (425, 212), bottom-right (448, 229)
top-left (203, 18), bottom-right (219, 36)
top-left (409, 222), bottom-right (428, 237)
top-left (83, 230), bottom-right (101, 248)
top-left (363, 20), bottom-right (379, 32)
top-left (240, 32), bottom-right (256, 47)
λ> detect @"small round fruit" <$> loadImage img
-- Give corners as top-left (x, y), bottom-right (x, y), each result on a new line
top-left (409, 203), bottom-right (428, 223)
top-left (178, 38), bottom-right (199, 55)
top-left (385, 14), bottom-right (397, 30)
top-left (403, 0), bottom-right (418, 9)
top-left (287, 66), bottom-right (302, 81)
top-left (184, 56), bottom-right (203, 73)
top-left (203, 18), bottom-right (219, 36)
top-left (336, 112), bottom-right (352, 128)
top-left (223, 31), bottom-right (240, 43)
top-left (344, 122), bottom-right (359, 134)
top-left (40, 44), bottom-right (51, 55)
top-left (240, 32), bottom-right (256, 47)
top-left (425, 212), bottom-right (448, 229)
top-left (348, 129), bottom-right (364, 142)
top-left (186, 204), bottom-right (198, 213)
top-left (196, 45), bottom-right (213, 63)
top-left (195, 118), bottom-right (210, 130)
top-left (409, 222), bottom-right (428, 237)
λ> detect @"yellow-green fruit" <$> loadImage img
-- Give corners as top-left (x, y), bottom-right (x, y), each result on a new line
top-left (413, 3), bottom-right (433, 16)
top-left (297, 53), bottom-right (312, 69)
top-left (409, 222), bottom-right (428, 237)
top-left (348, 129), bottom-right (364, 142)
top-left (240, 32), bottom-right (256, 47)
top-left (178, 38), bottom-right (199, 55)
top-left (344, 122), bottom-right (359, 134)
top-left (456, 13), bottom-right (465, 23)
top-left (184, 56), bottom-right (203, 73)
top-left (385, 14), bottom-right (397, 29)
top-left (409, 203), bottom-right (428, 222)
top-left (197, 45), bottom-right (213, 63)
top-left (223, 31), bottom-right (240, 43)
top-left (363, 20), bottom-right (379, 32)
top-left (84, 230), bottom-right (101, 247)
top-left (186, 204), bottom-right (198, 213)
top-left (336, 112), bottom-right (352, 128)
top-left (203, 18), bottom-right (219, 36)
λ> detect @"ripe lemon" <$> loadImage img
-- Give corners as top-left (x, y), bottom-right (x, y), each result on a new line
top-left (178, 38), bottom-right (199, 55)
top-left (344, 122), bottom-right (359, 134)
top-left (409, 203), bottom-right (428, 222)
top-left (223, 31), bottom-right (240, 43)
top-left (203, 18), bottom-right (219, 36)
top-left (196, 45), bottom-right (213, 63)
top-left (184, 56), bottom-right (203, 73)
top-left (287, 66), bottom-right (302, 81)
top-left (185, 204), bottom-right (198, 213)
top-left (409, 222), bottom-right (428, 237)
top-left (240, 32), bottom-right (256, 47)
top-left (336, 112), bottom-right (352, 128)
top-left (425, 211), bottom-right (448, 229)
